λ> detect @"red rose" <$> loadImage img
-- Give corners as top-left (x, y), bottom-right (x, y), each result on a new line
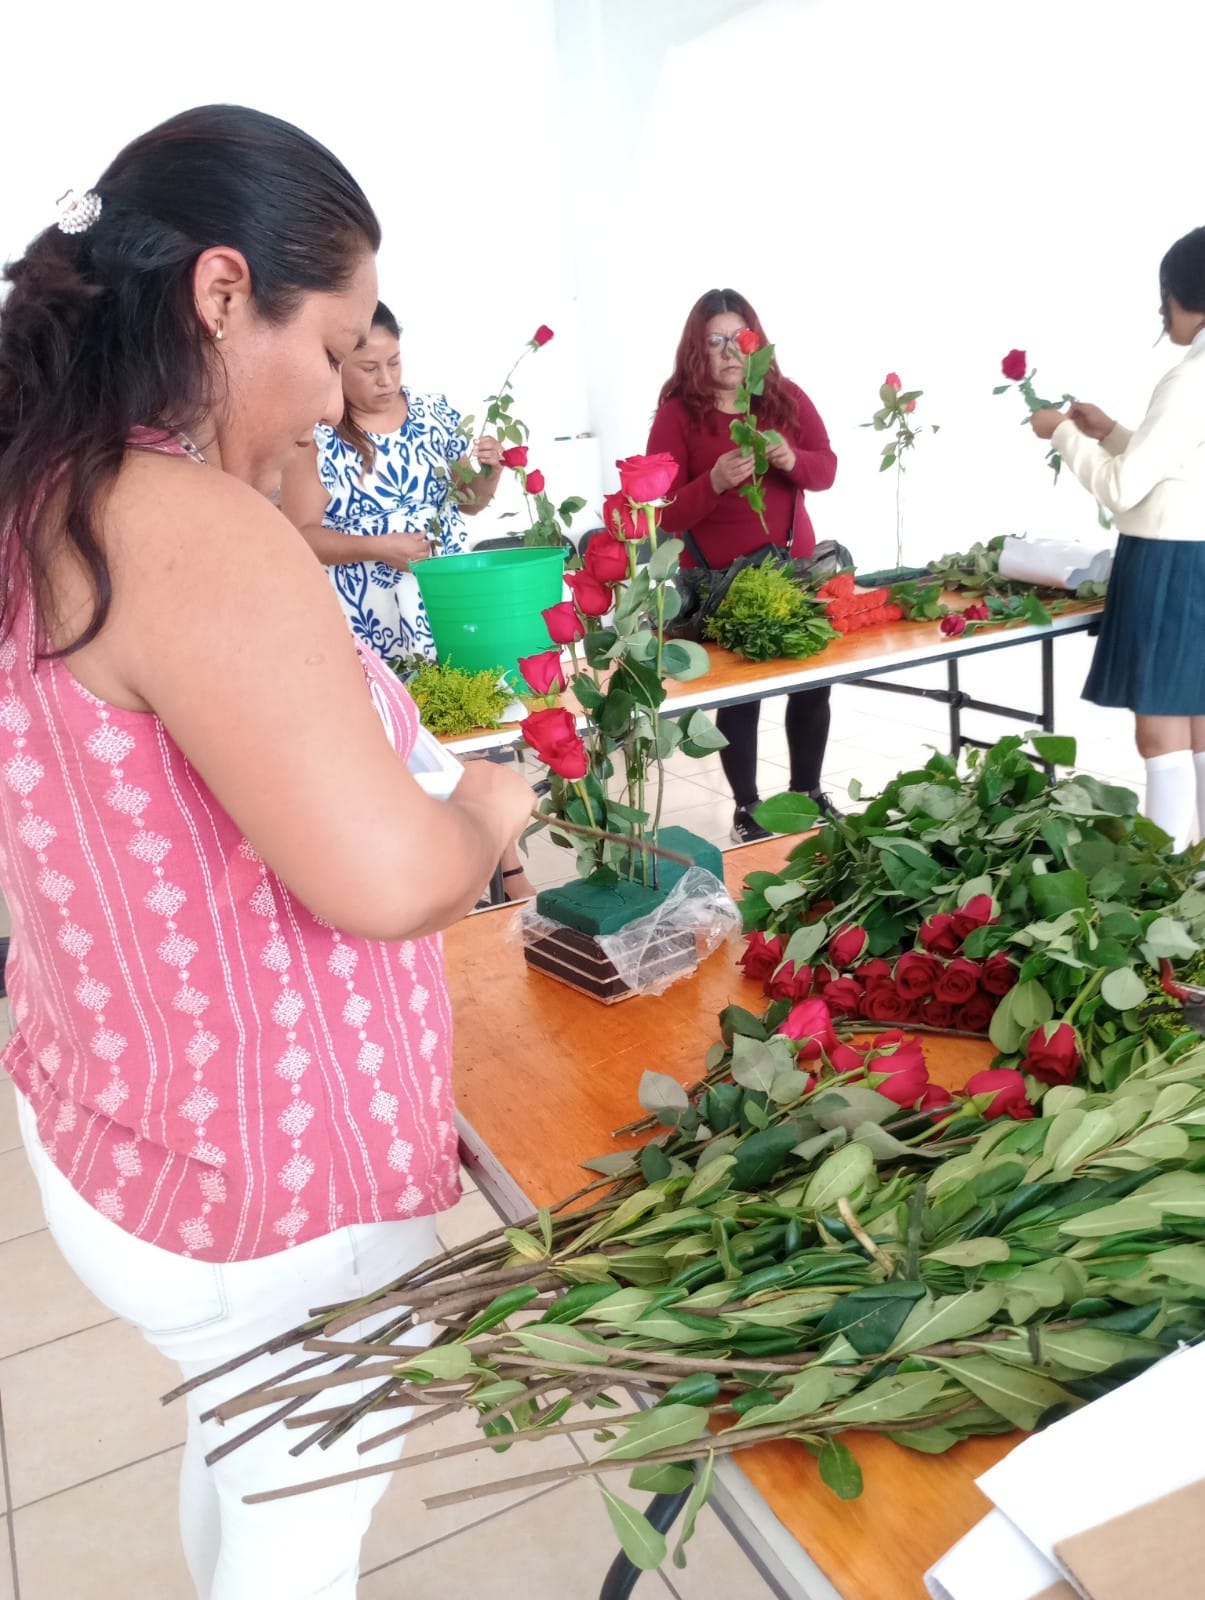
top-left (923, 999), bottom-right (957, 1029)
top-left (885, 372), bottom-right (901, 388)
top-left (981, 952), bottom-right (1018, 998)
top-left (868, 1031), bottom-right (926, 1074)
top-left (765, 960), bottom-right (813, 1002)
top-left (777, 997), bottom-right (836, 1061)
top-left (824, 977), bottom-right (864, 1018)
top-left (602, 492), bottom-right (648, 542)
top-left (964, 601), bottom-right (990, 622)
top-left (739, 931), bottom-right (783, 982)
top-left (919, 1083), bottom-right (956, 1120)
top-left (532, 325), bottom-right (554, 346)
top-left (812, 965), bottom-right (835, 989)
top-left (502, 445), bottom-right (529, 469)
top-left (919, 913), bottom-right (963, 958)
top-left (860, 984), bottom-right (916, 1024)
top-left (872, 1048), bottom-right (930, 1107)
top-left (955, 994), bottom-right (997, 1034)
top-left (522, 706), bottom-right (588, 780)
top-left (905, 399), bottom-right (917, 413)
top-left (857, 958), bottom-right (894, 987)
top-left (829, 924), bottom-right (869, 969)
top-left (935, 957), bottom-right (982, 1005)
top-left (517, 649), bottom-right (567, 696)
top-left (565, 569), bottom-right (614, 617)
top-left (828, 1040), bottom-right (865, 1075)
top-left (736, 329), bottom-right (761, 355)
top-left (894, 951), bottom-right (943, 1000)
top-left (616, 453), bottom-right (679, 503)
top-left (952, 894), bottom-right (999, 943)
top-left (1022, 1021), bottom-right (1081, 1086)
top-left (1001, 348), bottom-right (1027, 381)
top-left (542, 601), bottom-right (586, 645)
top-left (965, 1067), bottom-right (1033, 1120)
top-left (525, 469), bottom-right (546, 495)
top-left (941, 614), bottom-right (967, 638)
top-left (583, 531), bottom-right (630, 584)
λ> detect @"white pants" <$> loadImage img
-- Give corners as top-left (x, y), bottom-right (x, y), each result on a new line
top-left (16, 1093), bottom-right (439, 1600)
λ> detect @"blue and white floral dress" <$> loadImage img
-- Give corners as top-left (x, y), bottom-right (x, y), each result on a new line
top-left (314, 391), bottom-right (470, 660)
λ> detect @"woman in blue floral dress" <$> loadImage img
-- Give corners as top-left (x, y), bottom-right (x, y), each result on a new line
top-left (282, 302), bottom-right (503, 659)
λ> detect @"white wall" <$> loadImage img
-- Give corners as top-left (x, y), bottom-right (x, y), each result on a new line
top-left (561, 0), bottom-right (1199, 569)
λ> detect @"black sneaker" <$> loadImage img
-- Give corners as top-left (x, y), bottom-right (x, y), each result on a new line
top-left (731, 806), bottom-right (773, 844)
top-left (811, 789), bottom-right (844, 821)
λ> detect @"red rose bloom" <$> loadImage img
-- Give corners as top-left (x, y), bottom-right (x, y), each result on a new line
top-left (872, 1044), bottom-right (930, 1106)
top-left (739, 930), bottom-right (784, 982)
top-left (885, 372), bottom-right (901, 388)
top-left (542, 601), bottom-right (586, 645)
top-left (829, 924), bottom-right (869, 969)
top-left (502, 445), bottom-right (529, 469)
top-left (565, 570), bottom-right (614, 617)
top-left (981, 952), bottom-right (1018, 997)
top-left (602, 491), bottom-right (647, 542)
top-left (919, 913), bottom-right (963, 957)
top-left (894, 951), bottom-right (943, 1000)
top-left (765, 960), bottom-right (813, 1002)
top-left (1001, 348), bottom-right (1027, 381)
top-left (616, 453), bottom-right (679, 503)
top-left (777, 998), bottom-right (836, 1061)
top-left (736, 329), bottom-right (761, 355)
top-left (923, 999), bottom-right (957, 1029)
top-left (868, 1031), bottom-right (925, 1074)
top-left (965, 1067), bottom-right (1033, 1120)
top-left (941, 614), bottom-right (968, 638)
top-left (857, 958), bottom-right (894, 987)
top-left (964, 601), bottom-right (990, 622)
top-left (824, 977), bottom-right (864, 1018)
top-left (935, 958), bottom-right (983, 1005)
top-left (952, 894), bottom-right (999, 943)
top-left (517, 650), bottom-right (567, 696)
top-left (522, 707), bottom-right (588, 780)
top-left (860, 984), bottom-right (916, 1024)
top-left (812, 965), bottom-right (836, 990)
top-left (955, 994), bottom-right (997, 1034)
top-left (905, 399), bottom-right (917, 413)
top-left (919, 1084), bottom-right (956, 1120)
top-left (828, 1040), bottom-right (866, 1075)
top-left (525, 469), bottom-right (546, 495)
top-left (532, 325), bottom-right (554, 346)
top-left (583, 531), bottom-right (630, 584)
top-left (1022, 1021), bottom-right (1081, 1086)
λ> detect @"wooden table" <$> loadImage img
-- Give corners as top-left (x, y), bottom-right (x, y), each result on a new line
top-left (442, 603), bottom-right (1102, 758)
top-left (444, 840), bottom-right (1016, 1600)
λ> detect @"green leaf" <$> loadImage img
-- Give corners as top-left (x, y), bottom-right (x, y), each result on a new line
top-left (601, 1490), bottom-right (668, 1572)
top-left (463, 1285), bottom-right (541, 1340)
top-left (925, 1238), bottom-right (1011, 1267)
top-left (1101, 967), bottom-right (1149, 1011)
top-left (672, 1452), bottom-right (716, 1569)
top-left (600, 1402), bottom-right (712, 1462)
top-left (679, 707), bottom-right (727, 753)
top-left (646, 538), bottom-right (684, 582)
top-left (731, 1125), bottom-right (801, 1189)
top-left (504, 1226), bottom-right (548, 1262)
top-left (990, 980), bottom-right (1054, 1054)
top-left (637, 1071), bottom-right (690, 1113)
top-left (887, 1287), bottom-right (1006, 1356)
top-left (1050, 1109), bottom-right (1119, 1175)
top-left (827, 1370), bottom-right (948, 1424)
top-left (1029, 870), bottom-right (1090, 918)
top-left (514, 1326), bottom-right (612, 1364)
top-left (932, 1355), bottom-right (1074, 1429)
top-left (814, 1285), bottom-right (926, 1357)
top-left (1030, 734), bottom-right (1077, 767)
top-left (396, 1343), bottom-right (476, 1382)
top-left (640, 1144), bottom-right (673, 1183)
top-left (818, 1438), bottom-right (864, 1500)
top-left (783, 922), bottom-right (830, 965)
top-left (1140, 916), bottom-right (1199, 963)
top-left (753, 792), bottom-right (821, 835)
top-left (730, 1034), bottom-right (793, 1094)
top-left (803, 1144), bottom-right (876, 1213)
top-left (629, 1464), bottom-right (695, 1494)
top-left (661, 639), bottom-right (712, 682)
top-left (558, 495), bottom-right (587, 520)
top-left (732, 1369), bottom-right (834, 1431)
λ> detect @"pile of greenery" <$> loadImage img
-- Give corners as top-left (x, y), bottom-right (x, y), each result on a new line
top-left (392, 658), bottom-right (511, 737)
top-left (705, 559), bottom-right (837, 662)
top-left (927, 536), bottom-right (1108, 604)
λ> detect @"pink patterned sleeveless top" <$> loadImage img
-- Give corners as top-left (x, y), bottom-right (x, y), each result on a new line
top-left (0, 439), bottom-right (459, 1261)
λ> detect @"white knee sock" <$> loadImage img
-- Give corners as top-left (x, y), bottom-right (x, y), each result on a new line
top-left (1195, 751), bottom-right (1205, 844)
top-left (1144, 750), bottom-right (1196, 851)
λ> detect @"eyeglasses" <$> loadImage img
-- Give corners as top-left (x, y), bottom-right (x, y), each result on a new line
top-left (705, 331), bottom-right (749, 352)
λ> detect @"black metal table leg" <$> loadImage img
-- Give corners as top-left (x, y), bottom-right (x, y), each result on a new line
top-left (947, 657), bottom-right (962, 757)
top-left (1040, 634), bottom-right (1056, 733)
top-left (598, 1488), bottom-right (693, 1599)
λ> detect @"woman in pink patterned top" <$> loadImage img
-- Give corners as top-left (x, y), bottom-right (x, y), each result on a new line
top-left (0, 107), bottom-right (533, 1600)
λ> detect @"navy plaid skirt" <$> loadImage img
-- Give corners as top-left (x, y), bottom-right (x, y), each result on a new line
top-left (1084, 534), bottom-right (1205, 715)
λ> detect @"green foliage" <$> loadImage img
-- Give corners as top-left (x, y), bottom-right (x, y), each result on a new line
top-left (396, 658), bottom-right (509, 736)
top-left (704, 560), bottom-right (837, 662)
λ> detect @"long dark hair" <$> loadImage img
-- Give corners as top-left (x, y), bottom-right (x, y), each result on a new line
top-left (1160, 226), bottom-right (1205, 314)
top-left (658, 288), bottom-right (795, 433)
top-left (335, 300), bottom-right (401, 475)
top-left (0, 104), bottom-right (381, 655)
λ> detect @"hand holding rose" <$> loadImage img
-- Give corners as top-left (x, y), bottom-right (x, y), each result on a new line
top-left (1029, 407), bottom-right (1067, 441)
top-left (766, 439), bottom-right (797, 474)
top-left (1066, 402), bottom-right (1116, 441)
top-left (472, 435), bottom-right (505, 471)
top-left (710, 448), bottom-right (757, 494)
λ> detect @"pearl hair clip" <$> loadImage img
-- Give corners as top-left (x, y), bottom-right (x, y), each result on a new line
top-left (56, 189), bottom-right (102, 236)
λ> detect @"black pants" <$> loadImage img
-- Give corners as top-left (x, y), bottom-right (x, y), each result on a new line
top-left (715, 687), bottom-right (831, 810)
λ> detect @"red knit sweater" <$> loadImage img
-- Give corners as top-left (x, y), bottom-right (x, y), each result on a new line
top-left (646, 381), bottom-right (837, 567)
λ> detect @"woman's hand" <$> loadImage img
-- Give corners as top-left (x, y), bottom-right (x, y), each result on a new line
top-left (450, 760), bottom-right (538, 858)
top-left (710, 449), bottom-right (757, 493)
top-left (378, 531), bottom-right (433, 570)
top-left (766, 439), bottom-right (797, 474)
top-left (472, 435), bottom-right (504, 471)
top-left (1029, 407), bottom-right (1068, 442)
top-left (1066, 402), bottom-right (1116, 441)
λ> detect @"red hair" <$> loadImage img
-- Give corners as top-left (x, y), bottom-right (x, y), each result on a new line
top-left (657, 289), bottom-right (795, 434)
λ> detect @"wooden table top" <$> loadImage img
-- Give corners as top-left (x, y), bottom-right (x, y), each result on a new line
top-left (443, 840), bottom-right (1016, 1599)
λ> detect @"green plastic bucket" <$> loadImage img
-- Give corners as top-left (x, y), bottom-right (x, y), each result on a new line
top-left (415, 546), bottom-right (566, 683)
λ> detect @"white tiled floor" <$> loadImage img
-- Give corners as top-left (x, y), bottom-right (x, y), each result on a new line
top-left (0, 630), bottom-right (1148, 1597)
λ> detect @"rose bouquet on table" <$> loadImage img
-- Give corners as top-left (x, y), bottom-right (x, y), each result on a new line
top-left (861, 371), bottom-right (940, 567)
top-left (516, 453), bottom-right (726, 884)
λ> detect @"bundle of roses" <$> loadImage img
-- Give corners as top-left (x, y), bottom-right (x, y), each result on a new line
top-left (518, 453), bottom-right (725, 881)
top-left (741, 734), bottom-right (1205, 1088)
top-left (815, 572), bottom-right (904, 634)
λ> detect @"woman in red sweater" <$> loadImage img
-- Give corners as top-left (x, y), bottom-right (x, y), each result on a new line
top-left (647, 288), bottom-right (838, 840)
